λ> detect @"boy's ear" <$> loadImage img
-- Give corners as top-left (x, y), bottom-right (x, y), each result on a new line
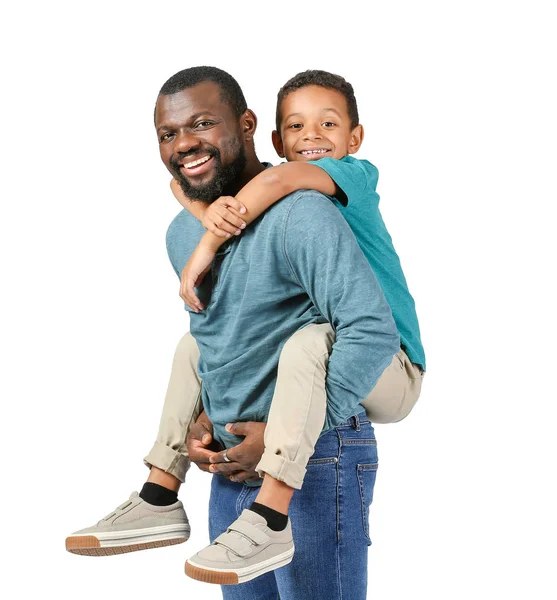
top-left (272, 130), bottom-right (285, 158)
top-left (348, 124), bottom-right (364, 155)
top-left (241, 109), bottom-right (257, 141)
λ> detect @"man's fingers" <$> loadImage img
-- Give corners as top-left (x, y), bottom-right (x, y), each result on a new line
top-left (189, 422), bottom-right (213, 444)
top-left (228, 471), bottom-right (260, 483)
top-left (210, 448), bottom-right (237, 464)
top-left (189, 447), bottom-right (218, 472)
top-left (189, 445), bottom-right (215, 461)
top-left (225, 421), bottom-right (258, 436)
top-left (209, 461), bottom-right (243, 475)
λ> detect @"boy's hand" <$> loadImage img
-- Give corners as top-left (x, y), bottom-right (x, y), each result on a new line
top-left (180, 243), bottom-right (217, 312)
top-left (208, 421), bottom-right (266, 483)
top-left (202, 196), bottom-right (247, 238)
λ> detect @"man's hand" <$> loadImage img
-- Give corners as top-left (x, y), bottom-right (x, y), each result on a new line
top-left (209, 421), bottom-right (266, 483)
top-left (180, 243), bottom-right (217, 312)
top-left (202, 196), bottom-right (247, 238)
top-left (186, 411), bottom-right (222, 473)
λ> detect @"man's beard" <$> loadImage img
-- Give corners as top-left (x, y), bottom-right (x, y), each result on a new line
top-left (170, 142), bottom-right (247, 204)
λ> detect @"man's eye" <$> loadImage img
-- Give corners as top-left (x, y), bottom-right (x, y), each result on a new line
top-left (160, 132), bottom-right (174, 142)
top-left (195, 121), bottom-right (214, 129)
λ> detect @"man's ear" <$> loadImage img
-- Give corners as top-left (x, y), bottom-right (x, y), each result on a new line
top-left (272, 130), bottom-right (285, 158)
top-left (348, 124), bottom-right (364, 155)
top-left (241, 109), bottom-right (257, 141)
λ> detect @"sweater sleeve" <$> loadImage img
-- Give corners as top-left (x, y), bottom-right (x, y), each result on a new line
top-left (283, 191), bottom-right (400, 428)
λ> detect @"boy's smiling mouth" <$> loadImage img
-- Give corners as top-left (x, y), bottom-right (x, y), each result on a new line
top-left (298, 148), bottom-right (331, 157)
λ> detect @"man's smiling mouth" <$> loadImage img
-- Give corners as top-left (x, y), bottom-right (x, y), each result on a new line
top-left (182, 155), bottom-right (212, 169)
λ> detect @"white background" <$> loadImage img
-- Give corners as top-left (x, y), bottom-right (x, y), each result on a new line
top-left (1, 1), bottom-right (555, 598)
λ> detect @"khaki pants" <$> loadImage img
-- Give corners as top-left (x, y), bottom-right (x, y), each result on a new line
top-left (144, 323), bottom-right (424, 488)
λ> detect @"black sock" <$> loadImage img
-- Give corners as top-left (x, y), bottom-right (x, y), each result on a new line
top-left (139, 482), bottom-right (178, 506)
top-left (249, 501), bottom-right (288, 531)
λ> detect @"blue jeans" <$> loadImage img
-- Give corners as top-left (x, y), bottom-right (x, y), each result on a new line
top-left (208, 412), bottom-right (378, 600)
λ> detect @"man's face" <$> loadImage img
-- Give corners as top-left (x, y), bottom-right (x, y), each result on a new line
top-left (275, 85), bottom-right (360, 162)
top-left (155, 82), bottom-right (246, 203)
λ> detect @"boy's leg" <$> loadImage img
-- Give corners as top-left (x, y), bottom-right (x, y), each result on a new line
top-left (207, 476), bottom-right (280, 600)
top-left (361, 347), bottom-right (424, 424)
top-left (256, 323), bottom-right (335, 490)
top-left (65, 332), bottom-right (202, 556)
top-left (185, 324), bottom-right (332, 584)
top-left (144, 331), bottom-right (203, 483)
top-left (254, 330), bottom-right (423, 516)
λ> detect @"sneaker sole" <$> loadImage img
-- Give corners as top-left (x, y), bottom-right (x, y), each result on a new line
top-left (66, 524), bottom-right (190, 556)
top-left (185, 546), bottom-right (295, 585)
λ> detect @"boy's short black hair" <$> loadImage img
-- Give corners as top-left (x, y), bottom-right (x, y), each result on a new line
top-left (158, 66), bottom-right (247, 117)
top-left (276, 70), bottom-right (359, 131)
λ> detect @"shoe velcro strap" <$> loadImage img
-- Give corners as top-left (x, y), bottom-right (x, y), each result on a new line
top-left (227, 521), bottom-right (269, 546)
top-left (213, 533), bottom-right (253, 557)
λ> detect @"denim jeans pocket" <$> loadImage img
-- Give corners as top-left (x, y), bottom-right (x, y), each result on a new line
top-left (307, 457), bottom-right (338, 466)
top-left (357, 463), bottom-right (378, 544)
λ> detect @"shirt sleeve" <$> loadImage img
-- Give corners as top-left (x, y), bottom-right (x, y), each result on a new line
top-left (283, 191), bottom-right (400, 429)
top-left (312, 157), bottom-right (378, 207)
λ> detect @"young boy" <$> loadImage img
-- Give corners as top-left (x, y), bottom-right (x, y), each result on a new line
top-left (66, 70), bottom-right (425, 584)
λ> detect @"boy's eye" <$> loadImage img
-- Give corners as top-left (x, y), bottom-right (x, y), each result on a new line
top-left (322, 121), bottom-right (336, 127)
top-left (288, 123), bottom-right (302, 130)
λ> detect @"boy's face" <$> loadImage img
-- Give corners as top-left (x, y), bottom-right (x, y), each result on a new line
top-left (273, 85), bottom-right (363, 162)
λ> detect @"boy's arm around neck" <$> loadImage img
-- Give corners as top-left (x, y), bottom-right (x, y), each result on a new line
top-left (198, 162), bottom-right (338, 251)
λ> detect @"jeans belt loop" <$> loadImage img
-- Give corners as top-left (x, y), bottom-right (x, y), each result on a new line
top-left (352, 414), bottom-right (361, 431)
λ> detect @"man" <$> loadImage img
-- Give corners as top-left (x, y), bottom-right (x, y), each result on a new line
top-left (68, 67), bottom-right (399, 600)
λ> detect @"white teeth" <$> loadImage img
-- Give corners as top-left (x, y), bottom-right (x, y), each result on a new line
top-left (183, 155), bottom-right (211, 169)
top-left (301, 149), bottom-right (328, 155)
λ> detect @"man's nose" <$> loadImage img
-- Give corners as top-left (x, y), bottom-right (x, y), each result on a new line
top-left (174, 130), bottom-right (201, 154)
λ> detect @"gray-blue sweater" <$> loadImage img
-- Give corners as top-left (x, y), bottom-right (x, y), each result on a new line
top-left (166, 189), bottom-right (400, 449)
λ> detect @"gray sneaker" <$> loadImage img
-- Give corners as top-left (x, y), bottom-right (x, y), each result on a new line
top-left (65, 491), bottom-right (190, 556)
top-left (185, 509), bottom-right (294, 585)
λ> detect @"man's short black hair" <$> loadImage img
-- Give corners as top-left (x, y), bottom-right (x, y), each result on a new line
top-left (158, 66), bottom-right (248, 117)
top-left (276, 70), bottom-right (359, 131)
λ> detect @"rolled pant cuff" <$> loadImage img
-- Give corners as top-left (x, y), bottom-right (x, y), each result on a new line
top-left (143, 442), bottom-right (190, 483)
top-left (256, 452), bottom-right (306, 490)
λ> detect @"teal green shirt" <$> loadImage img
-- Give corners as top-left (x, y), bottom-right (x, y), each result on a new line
top-left (313, 156), bottom-right (426, 370)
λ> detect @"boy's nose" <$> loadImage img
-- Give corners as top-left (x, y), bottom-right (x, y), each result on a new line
top-left (303, 129), bottom-right (322, 141)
